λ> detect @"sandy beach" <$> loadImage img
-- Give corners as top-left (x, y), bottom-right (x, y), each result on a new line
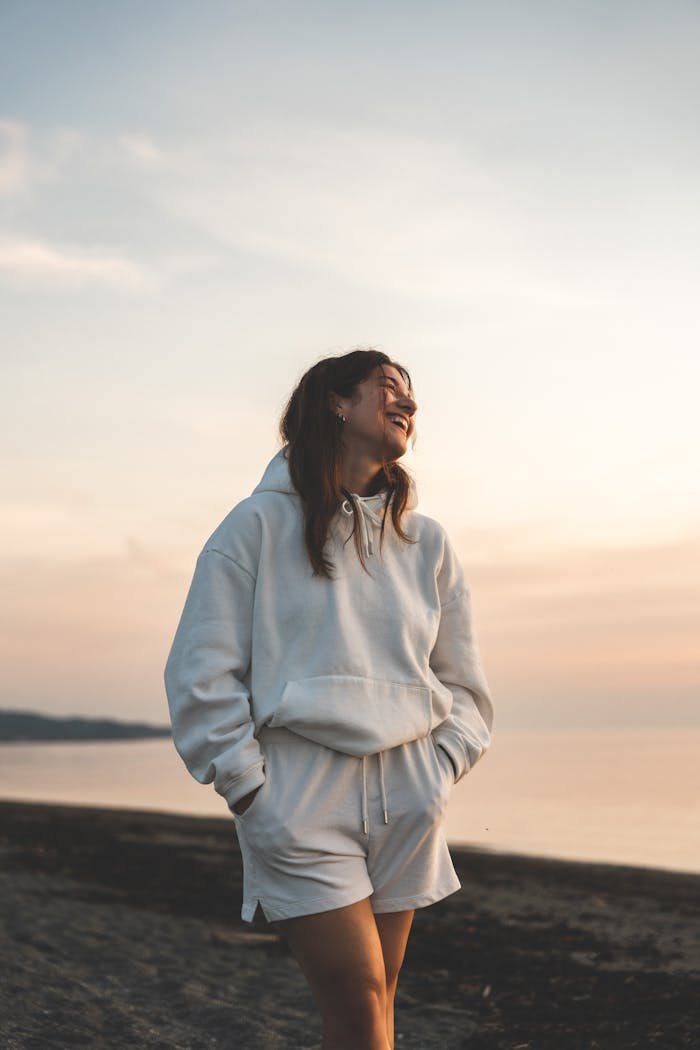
top-left (1, 799), bottom-right (698, 1049)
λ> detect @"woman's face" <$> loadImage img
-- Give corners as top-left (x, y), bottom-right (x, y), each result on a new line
top-left (337, 364), bottom-right (417, 459)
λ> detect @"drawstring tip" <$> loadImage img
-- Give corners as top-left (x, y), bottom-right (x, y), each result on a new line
top-left (383, 809), bottom-right (388, 825)
top-left (363, 818), bottom-right (368, 835)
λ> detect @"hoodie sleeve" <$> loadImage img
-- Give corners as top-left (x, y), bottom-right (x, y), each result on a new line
top-left (429, 532), bottom-right (495, 784)
top-left (163, 546), bottom-right (265, 811)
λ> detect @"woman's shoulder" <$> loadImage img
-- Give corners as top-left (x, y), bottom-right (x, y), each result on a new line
top-left (201, 482), bottom-right (300, 552)
top-left (199, 494), bottom-right (267, 571)
top-left (409, 512), bottom-right (468, 587)
top-left (407, 508), bottom-right (451, 546)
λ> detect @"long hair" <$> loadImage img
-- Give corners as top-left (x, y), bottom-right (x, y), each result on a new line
top-left (278, 348), bottom-right (419, 579)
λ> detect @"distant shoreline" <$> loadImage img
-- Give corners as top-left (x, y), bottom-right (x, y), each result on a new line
top-left (0, 708), bottom-right (171, 742)
top-left (0, 735), bottom-right (171, 744)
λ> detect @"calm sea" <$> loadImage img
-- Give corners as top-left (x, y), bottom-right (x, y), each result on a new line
top-left (1, 727), bottom-right (698, 875)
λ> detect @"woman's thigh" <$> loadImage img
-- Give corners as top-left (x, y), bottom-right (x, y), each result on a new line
top-left (274, 896), bottom-right (388, 1015)
top-left (374, 909), bottom-right (415, 986)
top-left (274, 899), bottom-right (415, 989)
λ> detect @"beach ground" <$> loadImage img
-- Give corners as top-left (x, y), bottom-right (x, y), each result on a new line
top-left (0, 799), bottom-right (698, 1049)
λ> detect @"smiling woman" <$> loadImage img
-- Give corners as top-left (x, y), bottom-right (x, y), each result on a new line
top-left (331, 363), bottom-right (418, 460)
top-left (163, 347), bottom-right (495, 1049)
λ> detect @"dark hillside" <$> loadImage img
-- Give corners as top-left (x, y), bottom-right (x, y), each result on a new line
top-left (0, 709), bottom-right (171, 742)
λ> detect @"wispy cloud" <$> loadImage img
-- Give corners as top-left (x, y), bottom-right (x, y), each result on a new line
top-left (153, 116), bottom-right (693, 311)
top-left (2, 115), bottom-right (696, 310)
top-left (0, 119), bottom-right (28, 194)
top-left (117, 132), bottom-right (165, 166)
top-left (0, 235), bottom-right (156, 291)
top-left (155, 120), bottom-right (589, 307)
top-left (0, 118), bottom-right (85, 196)
top-left (0, 120), bottom-right (157, 289)
top-left (0, 120), bottom-right (223, 290)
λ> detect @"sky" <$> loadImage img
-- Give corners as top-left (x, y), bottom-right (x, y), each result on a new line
top-left (1, 0), bottom-right (698, 732)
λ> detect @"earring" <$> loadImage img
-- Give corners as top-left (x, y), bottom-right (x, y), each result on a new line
top-left (336, 413), bottom-right (347, 424)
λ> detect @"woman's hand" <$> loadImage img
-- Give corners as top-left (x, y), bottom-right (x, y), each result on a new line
top-left (233, 786), bottom-right (261, 816)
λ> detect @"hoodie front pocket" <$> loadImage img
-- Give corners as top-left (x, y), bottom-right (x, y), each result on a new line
top-left (267, 674), bottom-right (432, 756)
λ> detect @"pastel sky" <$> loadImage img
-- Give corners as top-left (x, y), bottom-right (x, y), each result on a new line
top-left (1, 1), bottom-right (698, 731)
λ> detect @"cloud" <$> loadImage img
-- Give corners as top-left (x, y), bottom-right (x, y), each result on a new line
top-left (0, 235), bottom-right (157, 291)
top-left (152, 119), bottom-right (596, 308)
top-left (0, 118), bottom-right (85, 196)
top-left (117, 133), bottom-right (164, 166)
top-left (0, 120), bottom-right (223, 290)
top-left (0, 119), bottom-right (28, 194)
top-left (0, 118), bottom-right (162, 199)
top-left (1, 116), bottom-right (694, 310)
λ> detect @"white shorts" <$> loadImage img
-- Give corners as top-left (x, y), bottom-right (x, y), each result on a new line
top-left (231, 725), bottom-right (461, 923)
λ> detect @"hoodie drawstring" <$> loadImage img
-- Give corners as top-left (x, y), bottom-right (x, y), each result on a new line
top-left (341, 495), bottom-right (388, 558)
top-left (360, 752), bottom-right (389, 835)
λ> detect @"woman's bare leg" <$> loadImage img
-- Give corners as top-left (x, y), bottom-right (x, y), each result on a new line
top-left (274, 896), bottom-right (391, 1050)
top-left (374, 909), bottom-right (415, 1049)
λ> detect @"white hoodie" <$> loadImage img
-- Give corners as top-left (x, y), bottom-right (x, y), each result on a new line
top-left (164, 445), bottom-right (494, 811)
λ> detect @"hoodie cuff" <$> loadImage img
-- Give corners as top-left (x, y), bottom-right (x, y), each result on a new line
top-left (431, 724), bottom-right (472, 784)
top-left (437, 742), bottom-right (459, 782)
top-left (219, 760), bottom-right (266, 811)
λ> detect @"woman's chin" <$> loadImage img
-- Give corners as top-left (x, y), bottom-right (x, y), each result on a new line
top-left (386, 438), bottom-right (407, 464)
top-left (385, 431), bottom-right (407, 454)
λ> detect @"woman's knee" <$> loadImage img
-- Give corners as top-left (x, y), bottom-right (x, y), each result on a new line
top-left (317, 963), bottom-right (387, 1015)
top-left (319, 969), bottom-right (388, 1045)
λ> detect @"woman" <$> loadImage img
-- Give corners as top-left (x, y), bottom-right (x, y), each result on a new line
top-left (164, 348), bottom-right (494, 1050)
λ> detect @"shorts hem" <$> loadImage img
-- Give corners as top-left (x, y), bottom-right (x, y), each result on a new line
top-left (370, 879), bottom-right (461, 914)
top-left (253, 883), bottom-right (376, 923)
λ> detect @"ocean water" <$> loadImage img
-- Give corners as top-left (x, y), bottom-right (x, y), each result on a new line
top-left (1, 727), bottom-right (698, 875)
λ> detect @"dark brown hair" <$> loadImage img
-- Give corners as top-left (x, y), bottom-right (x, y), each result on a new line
top-left (278, 348), bottom-right (419, 579)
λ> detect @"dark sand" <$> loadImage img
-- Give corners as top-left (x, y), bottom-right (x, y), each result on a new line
top-left (1, 799), bottom-right (698, 1049)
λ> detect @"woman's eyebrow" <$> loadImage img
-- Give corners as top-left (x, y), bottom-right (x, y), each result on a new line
top-left (378, 376), bottom-right (412, 397)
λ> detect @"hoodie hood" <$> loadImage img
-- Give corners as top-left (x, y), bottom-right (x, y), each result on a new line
top-left (252, 444), bottom-right (419, 558)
